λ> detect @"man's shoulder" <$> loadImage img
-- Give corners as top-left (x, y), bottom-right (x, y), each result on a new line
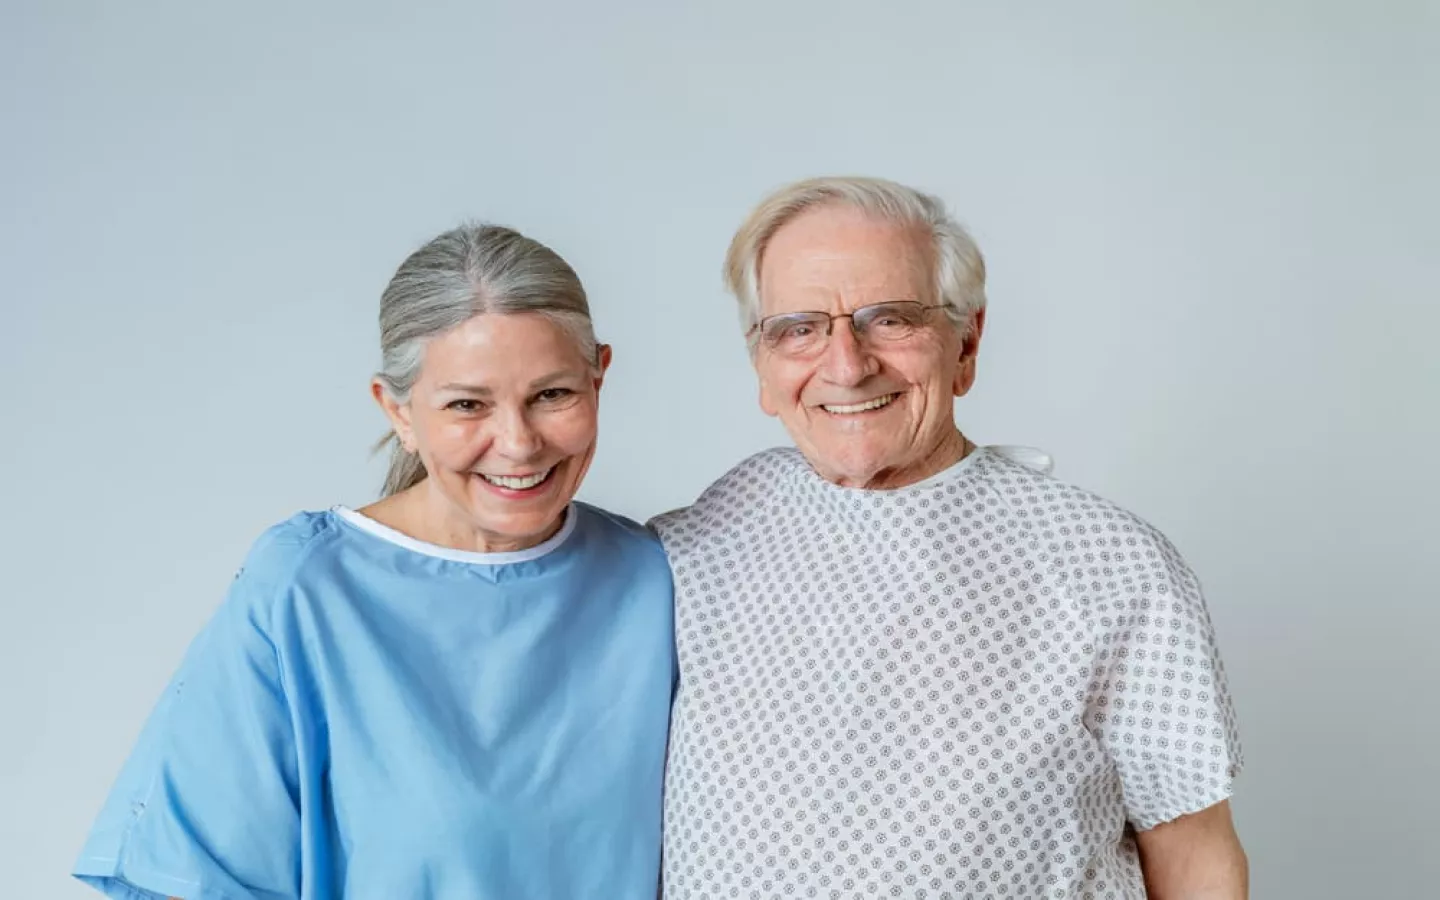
top-left (648, 446), bottom-right (803, 539)
top-left (974, 450), bottom-right (1186, 566)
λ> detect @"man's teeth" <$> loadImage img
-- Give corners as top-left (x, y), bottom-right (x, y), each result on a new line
top-left (480, 468), bottom-right (554, 490)
top-left (822, 393), bottom-right (898, 415)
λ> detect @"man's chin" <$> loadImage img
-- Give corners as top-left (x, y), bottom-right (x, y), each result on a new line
top-left (803, 448), bottom-right (904, 489)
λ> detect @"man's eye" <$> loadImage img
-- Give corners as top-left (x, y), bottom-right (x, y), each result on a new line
top-left (446, 399), bottom-right (483, 413)
top-left (536, 388), bottom-right (575, 403)
top-left (780, 323), bottom-right (816, 340)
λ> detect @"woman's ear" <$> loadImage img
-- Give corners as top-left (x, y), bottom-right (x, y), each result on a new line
top-left (593, 344), bottom-right (614, 391)
top-left (372, 379), bottom-right (416, 452)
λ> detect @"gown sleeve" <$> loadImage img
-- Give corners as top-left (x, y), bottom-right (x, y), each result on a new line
top-left (1083, 524), bottom-right (1243, 831)
top-left (73, 528), bottom-right (309, 900)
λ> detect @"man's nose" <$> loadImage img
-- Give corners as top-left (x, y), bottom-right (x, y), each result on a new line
top-left (818, 319), bottom-right (880, 386)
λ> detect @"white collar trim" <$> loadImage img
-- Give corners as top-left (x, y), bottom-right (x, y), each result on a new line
top-left (332, 504), bottom-right (577, 565)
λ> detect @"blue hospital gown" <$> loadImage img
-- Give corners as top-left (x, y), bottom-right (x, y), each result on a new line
top-left (73, 503), bottom-right (675, 900)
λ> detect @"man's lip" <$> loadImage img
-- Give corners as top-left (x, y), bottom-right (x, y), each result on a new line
top-left (812, 391), bottom-right (903, 409)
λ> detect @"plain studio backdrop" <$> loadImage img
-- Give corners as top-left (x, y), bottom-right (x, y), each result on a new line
top-left (3, 1), bottom-right (1437, 896)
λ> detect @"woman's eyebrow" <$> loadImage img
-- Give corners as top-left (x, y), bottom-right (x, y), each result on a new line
top-left (527, 370), bottom-right (586, 391)
top-left (436, 371), bottom-right (584, 394)
top-left (436, 382), bottom-right (492, 394)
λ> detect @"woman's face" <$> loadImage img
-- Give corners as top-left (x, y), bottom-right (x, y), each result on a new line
top-left (377, 312), bottom-right (609, 553)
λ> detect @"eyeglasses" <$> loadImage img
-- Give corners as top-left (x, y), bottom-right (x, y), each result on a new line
top-left (748, 300), bottom-right (944, 358)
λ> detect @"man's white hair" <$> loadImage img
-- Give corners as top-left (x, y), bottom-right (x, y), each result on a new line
top-left (723, 176), bottom-right (987, 338)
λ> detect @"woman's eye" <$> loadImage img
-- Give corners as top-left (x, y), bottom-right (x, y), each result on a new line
top-left (446, 399), bottom-right (483, 413)
top-left (536, 388), bottom-right (575, 403)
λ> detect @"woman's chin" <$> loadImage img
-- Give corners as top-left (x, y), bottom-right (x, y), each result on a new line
top-left (459, 486), bottom-right (574, 551)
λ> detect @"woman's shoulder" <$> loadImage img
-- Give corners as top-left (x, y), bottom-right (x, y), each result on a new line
top-left (572, 502), bottom-right (668, 566)
top-left (235, 510), bottom-right (342, 583)
top-left (168, 511), bottom-right (345, 665)
top-left (217, 511), bottom-right (357, 628)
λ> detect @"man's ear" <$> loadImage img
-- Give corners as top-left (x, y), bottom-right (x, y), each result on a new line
top-left (953, 308), bottom-right (986, 398)
top-left (372, 379), bottom-right (416, 452)
top-left (754, 351), bottom-right (780, 418)
top-left (758, 379), bottom-right (779, 417)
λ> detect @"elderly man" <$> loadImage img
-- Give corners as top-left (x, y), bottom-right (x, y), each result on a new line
top-left (652, 177), bottom-right (1246, 899)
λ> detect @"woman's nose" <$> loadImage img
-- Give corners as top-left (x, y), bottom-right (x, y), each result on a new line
top-left (493, 409), bottom-right (544, 459)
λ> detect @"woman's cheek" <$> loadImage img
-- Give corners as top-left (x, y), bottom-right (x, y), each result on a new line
top-left (557, 404), bottom-right (600, 455)
top-left (433, 418), bottom-right (485, 462)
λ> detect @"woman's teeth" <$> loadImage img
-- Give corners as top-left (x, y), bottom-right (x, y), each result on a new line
top-left (480, 467), bottom-right (554, 490)
top-left (822, 393), bottom-right (899, 415)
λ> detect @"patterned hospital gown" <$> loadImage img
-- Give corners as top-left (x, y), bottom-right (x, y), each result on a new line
top-left (651, 446), bottom-right (1242, 899)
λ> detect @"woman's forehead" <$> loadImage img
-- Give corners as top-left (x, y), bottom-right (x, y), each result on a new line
top-left (418, 313), bottom-right (591, 389)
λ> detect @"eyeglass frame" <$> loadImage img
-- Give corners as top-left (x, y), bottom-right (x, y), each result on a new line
top-left (745, 300), bottom-right (948, 354)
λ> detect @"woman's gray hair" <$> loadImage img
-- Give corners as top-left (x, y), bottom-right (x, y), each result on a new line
top-left (723, 176), bottom-right (987, 339)
top-left (374, 223), bottom-right (598, 496)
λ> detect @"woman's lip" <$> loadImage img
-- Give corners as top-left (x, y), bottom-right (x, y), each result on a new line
top-left (471, 463), bottom-right (562, 496)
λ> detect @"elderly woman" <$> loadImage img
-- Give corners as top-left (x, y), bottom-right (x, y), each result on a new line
top-left (653, 177), bottom-right (1246, 899)
top-left (72, 225), bottom-right (674, 899)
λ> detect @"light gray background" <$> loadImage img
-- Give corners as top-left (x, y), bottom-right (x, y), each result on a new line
top-left (4, 1), bottom-right (1437, 896)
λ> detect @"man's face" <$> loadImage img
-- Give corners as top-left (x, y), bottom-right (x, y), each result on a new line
top-left (752, 205), bottom-right (982, 489)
